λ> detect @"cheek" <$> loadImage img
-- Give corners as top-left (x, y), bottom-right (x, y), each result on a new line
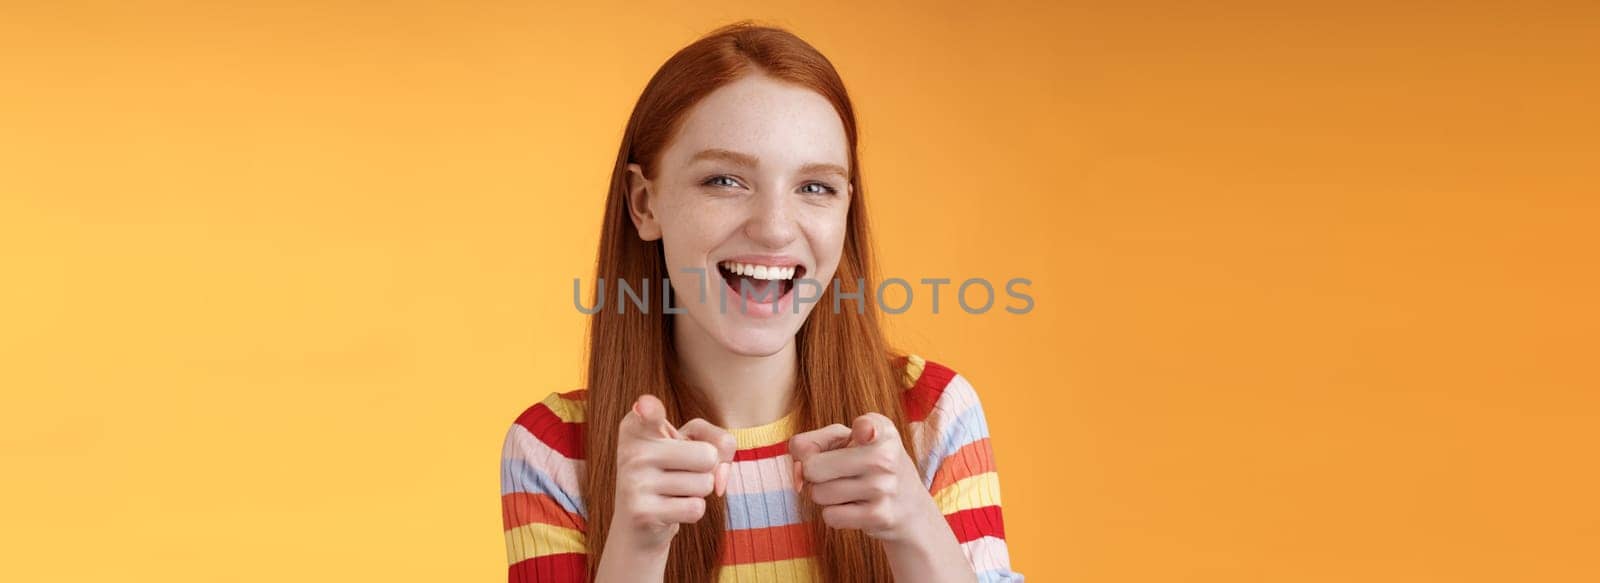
top-left (804, 205), bottom-right (851, 267)
top-left (656, 197), bottom-right (734, 263)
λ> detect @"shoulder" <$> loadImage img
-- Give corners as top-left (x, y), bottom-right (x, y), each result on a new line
top-left (501, 389), bottom-right (589, 518)
top-left (896, 355), bottom-right (994, 480)
top-left (501, 390), bottom-right (589, 515)
top-left (504, 389), bottom-right (589, 460)
top-left (897, 354), bottom-right (983, 424)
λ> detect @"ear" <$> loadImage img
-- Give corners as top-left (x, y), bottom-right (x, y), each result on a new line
top-left (625, 163), bottom-right (662, 241)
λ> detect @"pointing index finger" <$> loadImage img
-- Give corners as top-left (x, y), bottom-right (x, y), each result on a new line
top-left (851, 413), bottom-right (896, 446)
top-left (628, 394), bottom-right (678, 439)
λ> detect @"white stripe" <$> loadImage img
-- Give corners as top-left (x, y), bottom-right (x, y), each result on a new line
top-left (728, 454), bottom-right (796, 496)
top-left (962, 535), bottom-right (1017, 575)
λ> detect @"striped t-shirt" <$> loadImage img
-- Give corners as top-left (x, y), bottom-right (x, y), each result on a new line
top-left (500, 355), bottom-right (1023, 582)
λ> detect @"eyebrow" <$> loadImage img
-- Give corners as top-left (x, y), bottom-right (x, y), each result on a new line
top-left (688, 148), bottom-right (849, 180)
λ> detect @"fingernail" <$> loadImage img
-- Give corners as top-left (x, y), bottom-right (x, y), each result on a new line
top-left (793, 460), bottom-right (804, 493)
top-left (714, 463), bottom-right (729, 497)
top-left (866, 425), bottom-right (877, 443)
top-left (632, 401), bottom-right (643, 416)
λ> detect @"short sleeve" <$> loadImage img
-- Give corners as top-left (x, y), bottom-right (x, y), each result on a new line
top-left (501, 391), bottom-right (590, 582)
top-left (903, 357), bottom-right (1025, 582)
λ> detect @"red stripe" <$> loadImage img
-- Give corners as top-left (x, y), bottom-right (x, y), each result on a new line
top-left (733, 440), bottom-right (789, 461)
top-left (508, 552), bottom-right (586, 582)
top-left (720, 522), bottom-right (814, 564)
top-left (902, 360), bottom-right (957, 422)
top-left (502, 492), bottom-right (586, 531)
top-left (515, 403), bottom-right (584, 459)
top-left (945, 505), bottom-right (1006, 543)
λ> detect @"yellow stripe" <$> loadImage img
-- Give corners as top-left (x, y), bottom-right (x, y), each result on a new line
top-left (542, 393), bottom-right (585, 423)
top-left (730, 408), bottom-right (799, 449)
top-left (902, 353), bottom-right (927, 388)
top-left (504, 522), bottom-right (585, 564)
top-left (931, 471), bottom-right (1002, 514)
top-left (716, 557), bottom-right (818, 583)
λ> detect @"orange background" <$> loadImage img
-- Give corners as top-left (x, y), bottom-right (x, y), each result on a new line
top-left (3, 1), bottom-right (1597, 581)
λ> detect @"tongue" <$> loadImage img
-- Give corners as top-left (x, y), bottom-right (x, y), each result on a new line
top-left (732, 275), bottom-right (782, 301)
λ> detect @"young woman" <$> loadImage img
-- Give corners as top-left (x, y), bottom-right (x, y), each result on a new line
top-left (501, 22), bottom-right (1023, 583)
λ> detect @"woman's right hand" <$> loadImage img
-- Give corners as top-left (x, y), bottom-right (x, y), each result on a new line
top-left (608, 394), bottom-right (736, 553)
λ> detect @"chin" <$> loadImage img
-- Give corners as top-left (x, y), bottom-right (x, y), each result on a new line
top-left (715, 323), bottom-right (801, 357)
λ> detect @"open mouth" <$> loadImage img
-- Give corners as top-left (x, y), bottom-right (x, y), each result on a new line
top-left (716, 260), bottom-right (806, 303)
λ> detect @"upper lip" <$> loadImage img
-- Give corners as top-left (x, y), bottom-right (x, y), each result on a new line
top-left (718, 254), bottom-right (803, 268)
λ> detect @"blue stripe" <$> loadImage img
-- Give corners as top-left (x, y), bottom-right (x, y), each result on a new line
top-left (501, 457), bottom-right (587, 520)
top-left (919, 400), bottom-right (991, 487)
top-left (723, 488), bottom-right (803, 530)
top-left (978, 569), bottom-right (1025, 582)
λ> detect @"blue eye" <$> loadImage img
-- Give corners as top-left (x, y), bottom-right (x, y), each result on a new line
top-left (703, 175), bottom-right (740, 188)
top-left (801, 182), bottom-right (840, 195)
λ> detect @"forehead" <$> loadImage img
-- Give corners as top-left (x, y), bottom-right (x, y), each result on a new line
top-left (662, 74), bottom-right (849, 169)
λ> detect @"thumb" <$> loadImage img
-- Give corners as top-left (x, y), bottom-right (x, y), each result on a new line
top-left (787, 424), bottom-right (853, 462)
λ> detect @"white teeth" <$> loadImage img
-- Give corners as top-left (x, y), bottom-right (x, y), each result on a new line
top-left (719, 261), bottom-right (797, 280)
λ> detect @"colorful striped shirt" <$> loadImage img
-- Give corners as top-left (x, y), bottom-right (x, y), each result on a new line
top-left (500, 355), bottom-right (1023, 582)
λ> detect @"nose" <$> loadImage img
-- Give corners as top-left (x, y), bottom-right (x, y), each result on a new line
top-left (742, 187), bottom-right (799, 250)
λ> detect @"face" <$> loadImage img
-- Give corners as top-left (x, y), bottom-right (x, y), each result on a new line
top-left (626, 73), bottom-right (852, 357)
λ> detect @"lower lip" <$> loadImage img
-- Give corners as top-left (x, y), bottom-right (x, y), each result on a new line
top-left (718, 271), bottom-right (795, 319)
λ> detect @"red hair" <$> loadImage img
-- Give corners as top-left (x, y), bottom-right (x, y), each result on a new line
top-left (582, 20), bottom-right (914, 582)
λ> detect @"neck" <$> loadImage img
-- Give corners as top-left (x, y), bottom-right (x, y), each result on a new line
top-left (671, 315), bottom-right (797, 430)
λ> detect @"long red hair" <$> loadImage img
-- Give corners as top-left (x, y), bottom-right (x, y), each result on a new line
top-left (582, 21), bottom-right (914, 582)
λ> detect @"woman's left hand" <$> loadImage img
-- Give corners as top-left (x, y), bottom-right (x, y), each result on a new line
top-left (788, 413), bottom-right (943, 543)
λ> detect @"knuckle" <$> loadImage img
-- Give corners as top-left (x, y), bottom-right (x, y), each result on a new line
top-left (681, 497), bottom-right (707, 521)
top-left (869, 450), bottom-right (896, 472)
top-left (869, 504), bottom-right (893, 528)
top-left (632, 508), bottom-right (663, 530)
top-left (620, 467), bottom-right (652, 490)
top-left (807, 486), bottom-right (827, 506)
top-left (820, 507), bottom-right (843, 528)
top-left (630, 447), bottom-right (659, 469)
top-left (616, 452), bottom-right (643, 473)
top-left (800, 461), bottom-right (819, 482)
top-left (628, 512), bottom-right (650, 529)
top-left (693, 442), bottom-right (719, 467)
top-left (790, 445), bottom-right (815, 462)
